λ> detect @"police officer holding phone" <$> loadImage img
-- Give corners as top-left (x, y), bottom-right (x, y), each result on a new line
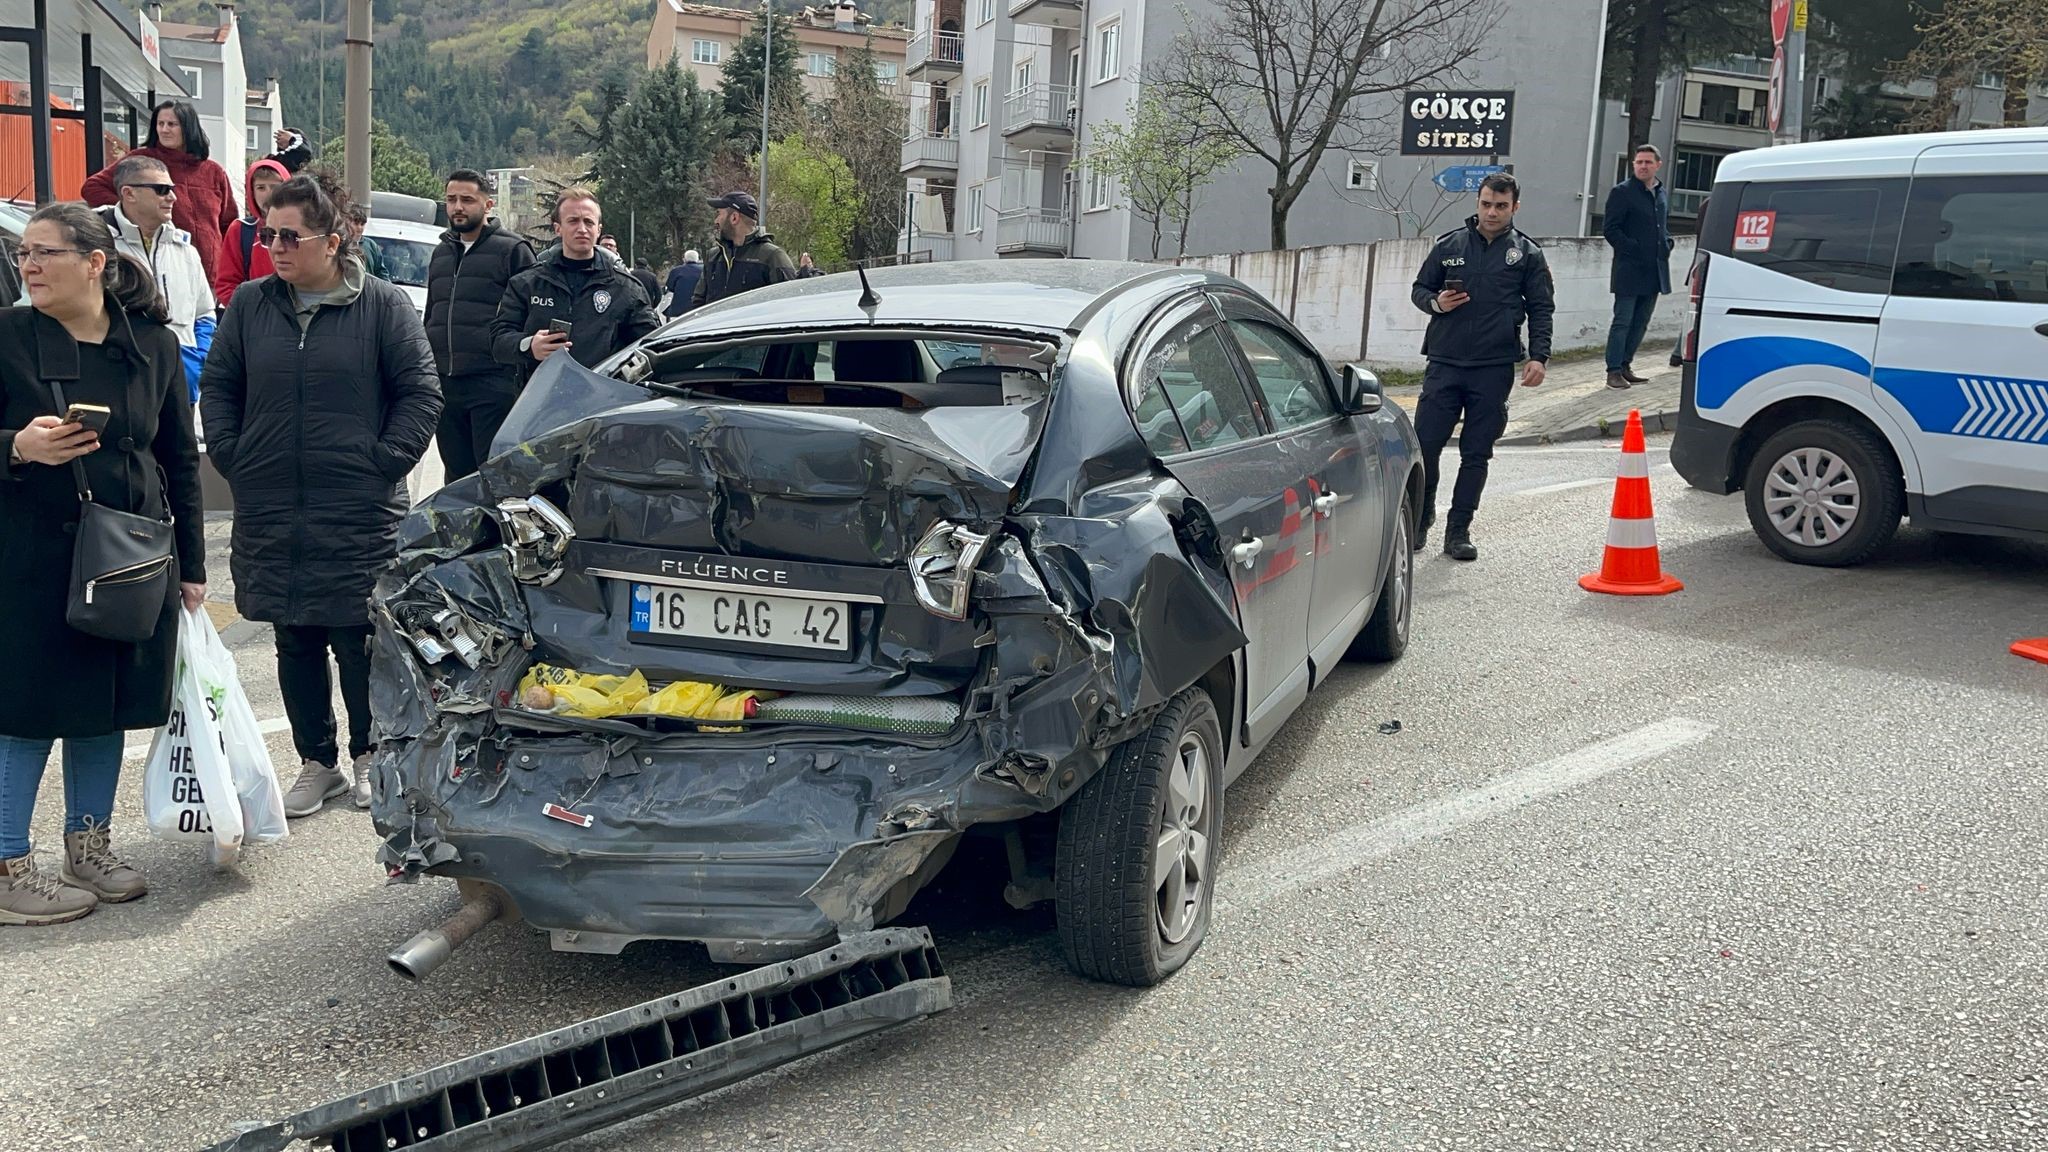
top-left (492, 187), bottom-right (660, 388)
top-left (1409, 172), bottom-right (1554, 561)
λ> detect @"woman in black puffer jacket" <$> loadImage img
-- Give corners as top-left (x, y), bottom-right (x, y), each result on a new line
top-left (199, 169), bottom-right (441, 820)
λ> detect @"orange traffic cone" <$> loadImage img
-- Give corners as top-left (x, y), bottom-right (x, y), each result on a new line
top-left (1580, 409), bottom-right (1684, 596)
top-left (2014, 638), bottom-right (2048, 665)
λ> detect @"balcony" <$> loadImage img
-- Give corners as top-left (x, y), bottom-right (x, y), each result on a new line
top-left (901, 127), bottom-right (960, 179)
top-left (906, 29), bottom-right (964, 76)
top-left (995, 207), bottom-right (1068, 256)
top-left (1008, 0), bottom-right (1084, 29)
top-left (1001, 83), bottom-right (1076, 149)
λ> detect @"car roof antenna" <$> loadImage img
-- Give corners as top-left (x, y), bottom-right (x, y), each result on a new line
top-left (855, 265), bottom-right (883, 313)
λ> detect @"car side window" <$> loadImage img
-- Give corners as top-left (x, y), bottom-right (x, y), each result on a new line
top-left (1729, 177), bottom-right (1907, 294)
top-left (1137, 315), bottom-right (1263, 454)
top-left (1891, 174), bottom-right (2048, 305)
top-left (1226, 318), bottom-right (1337, 431)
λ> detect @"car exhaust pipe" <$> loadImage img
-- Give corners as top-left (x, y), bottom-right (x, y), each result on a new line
top-left (387, 892), bottom-right (503, 982)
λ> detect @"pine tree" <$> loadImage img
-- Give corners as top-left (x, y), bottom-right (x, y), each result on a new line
top-left (593, 59), bottom-right (725, 265)
top-left (720, 7), bottom-right (808, 146)
top-left (822, 37), bottom-right (908, 262)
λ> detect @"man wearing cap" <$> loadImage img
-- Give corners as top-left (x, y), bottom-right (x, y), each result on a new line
top-left (692, 191), bottom-right (797, 308)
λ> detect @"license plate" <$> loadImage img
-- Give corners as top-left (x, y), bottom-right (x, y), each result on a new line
top-left (630, 584), bottom-right (851, 653)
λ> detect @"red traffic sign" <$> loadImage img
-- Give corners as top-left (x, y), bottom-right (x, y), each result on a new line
top-left (1767, 47), bottom-right (1786, 132)
top-left (1771, 0), bottom-right (1792, 45)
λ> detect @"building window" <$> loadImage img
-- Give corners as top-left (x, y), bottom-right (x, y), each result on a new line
top-left (1682, 80), bottom-right (1762, 127)
top-left (1086, 167), bottom-right (1112, 211)
top-left (808, 53), bottom-right (837, 77)
top-left (1346, 157), bottom-right (1378, 191)
top-left (967, 184), bottom-right (985, 233)
top-left (1094, 20), bottom-right (1121, 83)
top-left (177, 66), bottom-right (202, 99)
top-left (977, 0), bottom-right (994, 25)
top-left (692, 39), bottom-right (722, 65)
top-left (1976, 71), bottom-right (2004, 90)
top-left (875, 61), bottom-right (899, 84)
top-left (1013, 58), bottom-right (1033, 95)
top-left (972, 79), bottom-right (990, 128)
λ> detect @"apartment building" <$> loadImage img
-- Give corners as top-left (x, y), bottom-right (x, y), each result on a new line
top-left (899, 0), bottom-right (1608, 262)
top-left (243, 75), bottom-right (283, 161)
top-left (151, 2), bottom-right (250, 202)
top-left (647, 0), bottom-right (909, 102)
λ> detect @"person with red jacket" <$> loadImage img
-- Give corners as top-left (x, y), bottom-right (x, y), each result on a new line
top-left (81, 102), bottom-right (237, 282)
top-left (214, 157), bottom-right (292, 307)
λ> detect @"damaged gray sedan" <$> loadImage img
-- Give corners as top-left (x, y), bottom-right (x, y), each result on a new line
top-left (368, 260), bottom-right (1421, 987)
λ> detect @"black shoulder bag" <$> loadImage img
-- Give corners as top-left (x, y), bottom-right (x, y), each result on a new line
top-left (49, 379), bottom-right (177, 643)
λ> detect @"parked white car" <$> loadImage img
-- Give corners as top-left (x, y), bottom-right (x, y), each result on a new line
top-left (359, 215), bottom-right (442, 318)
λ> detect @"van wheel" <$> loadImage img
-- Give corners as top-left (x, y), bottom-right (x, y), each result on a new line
top-left (1744, 419), bottom-right (1902, 567)
top-left (1055, 687), bottom-right (1223, 987)
top-left (1348, 493), bottom-right (1413, 662)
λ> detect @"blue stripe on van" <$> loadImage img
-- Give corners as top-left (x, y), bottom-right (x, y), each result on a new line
top-left (1695, 337), bottom-right (1872, 410)
top-left (1873, 369), bottom-right (2048, 443)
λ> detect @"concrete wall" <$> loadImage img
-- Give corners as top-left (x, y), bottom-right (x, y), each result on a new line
top-left (1172, 234), bottom-right (1698, 369)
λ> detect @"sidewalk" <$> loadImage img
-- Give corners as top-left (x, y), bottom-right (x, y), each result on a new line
top-left (1386, 341), bottom-right (1681, 447)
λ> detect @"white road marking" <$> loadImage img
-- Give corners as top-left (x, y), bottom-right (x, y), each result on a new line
top-left (122, 715), bottom-right (291, 760)
top-left (1224, 717), bottom-right (1717, 909)
top-left (1514, 477), bottom-right (1612, 497)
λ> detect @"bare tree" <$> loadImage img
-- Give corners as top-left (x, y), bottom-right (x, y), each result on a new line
top-left (1150, 0), bottom-right (1504, 249)
top-left (1339, 160), bottom-right (1463, 239)
top-left (1090, 85), bottom-right (1244, 259)
top-left (1895, 0), bottom-right (2048, 132)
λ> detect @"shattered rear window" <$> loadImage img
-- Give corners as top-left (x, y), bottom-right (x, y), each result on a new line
top-left (648, 334), bottom-right (1058, 409)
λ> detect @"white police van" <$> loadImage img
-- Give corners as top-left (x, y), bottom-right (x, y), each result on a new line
top-left (1671, 128), bottom-right (2048, 566)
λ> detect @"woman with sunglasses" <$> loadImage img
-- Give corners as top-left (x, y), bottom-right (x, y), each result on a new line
top-left (198, 170), bottom-right (441, 819)
top-left (0, 204), bottom-right (207, 925)
top-left (82, 102), bottom-right (238, 283)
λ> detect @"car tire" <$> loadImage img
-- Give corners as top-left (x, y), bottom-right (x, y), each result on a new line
top-left (1743, 419), bottom-right (1902, 567)
top-left (1055, 687), bottom-right (1224, 987)
top-left (1348, 493), bottom-right (1414, 663)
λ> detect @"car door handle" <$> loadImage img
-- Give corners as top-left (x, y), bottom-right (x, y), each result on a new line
top-left (2036, 320), bottom-right (2048, 337)
top-left (1231, 536), bottom-right (1265, 568)
top-left (1313, 492), bottom-right (1340, 517)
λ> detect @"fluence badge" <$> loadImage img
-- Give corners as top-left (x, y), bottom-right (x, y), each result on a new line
top-left (1506, 247), bottom-right (1522, 265)
top-left (593, 289), bottom-right (613, 314)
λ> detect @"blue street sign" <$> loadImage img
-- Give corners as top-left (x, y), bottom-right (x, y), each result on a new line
top-left (1432, 164), bottom-right (1506, 194)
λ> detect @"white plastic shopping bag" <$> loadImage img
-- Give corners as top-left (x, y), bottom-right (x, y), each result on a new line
top-left (191, 608), bottom-right (288, 845)
top-left (143, 608), bottom-right (245, 862)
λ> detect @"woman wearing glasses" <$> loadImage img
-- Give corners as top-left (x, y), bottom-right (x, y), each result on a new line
top-left (82, 101), bottom-right (238, 283)
top-left (0, 204), bottom-right (207, 925)
top-left (198, 170), bottom-right (441, 820)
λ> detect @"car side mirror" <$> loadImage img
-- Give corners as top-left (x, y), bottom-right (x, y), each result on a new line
top-left (1339, 364), bottom-right (1384, 414)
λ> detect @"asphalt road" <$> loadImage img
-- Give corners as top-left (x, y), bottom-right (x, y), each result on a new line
top-left (7, 440), bottom-right (2046, 1151)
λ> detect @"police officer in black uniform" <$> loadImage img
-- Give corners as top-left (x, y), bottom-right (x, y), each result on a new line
top-left (1409, 172), bottom-right (1555, 561)
top-left (492, 187), bottom-right (661, 387)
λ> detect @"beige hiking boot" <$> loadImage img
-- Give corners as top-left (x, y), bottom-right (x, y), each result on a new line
top-left (0, 851), bottom-right (99, 926)
top-left (61, 817), bottom-right (147, 903)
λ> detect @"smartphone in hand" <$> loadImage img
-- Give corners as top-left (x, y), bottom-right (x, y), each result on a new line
top-left (62, 403), bottom-right (112, 436)
top-left (1443, 278), bottom-right (1466, 294)
top-left (547, 319), bottom-right (573, 338)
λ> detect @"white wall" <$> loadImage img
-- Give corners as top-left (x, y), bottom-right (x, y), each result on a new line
top-left (1173, 235), bottom-right (1697, 369)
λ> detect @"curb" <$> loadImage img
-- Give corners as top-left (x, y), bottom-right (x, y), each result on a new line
top-left (1498, 407), bottom-right (1678, 447)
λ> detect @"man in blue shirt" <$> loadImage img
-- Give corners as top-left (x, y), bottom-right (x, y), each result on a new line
top-left (1601, 144), bottom-right (1673, 390)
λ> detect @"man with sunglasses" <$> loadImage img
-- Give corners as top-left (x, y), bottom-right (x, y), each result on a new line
top-left (27, 155), bottom-right (216, 400)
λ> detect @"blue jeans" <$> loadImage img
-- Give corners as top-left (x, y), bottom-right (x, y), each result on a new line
top-left (1606, 293), bottom-right (1658, 372)
top-left (0, 733), bottom-right (125, 858)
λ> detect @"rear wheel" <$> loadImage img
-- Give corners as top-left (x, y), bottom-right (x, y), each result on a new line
top-left (1055, 688), bottom-right (1223, 986)
top-left (1349, 494), bottom-right (1414, 662)
top-left (1743, 419), bottom-right (1902, 567)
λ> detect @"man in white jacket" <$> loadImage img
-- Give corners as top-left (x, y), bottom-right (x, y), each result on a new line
top-left (101, 154), bottom-right (215, 350)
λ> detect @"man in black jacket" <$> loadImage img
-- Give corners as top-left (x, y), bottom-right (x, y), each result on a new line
top-left (1409, 172), bottom-right (1555, 562)
top-left (425, 169), bottom-right (535, 478)
top-left (692, 191), bottom-right (796, 307)
top-left (493, 187), bottom-right (662, 390)
top-left (1601, 144), bottom-right (1673, 389)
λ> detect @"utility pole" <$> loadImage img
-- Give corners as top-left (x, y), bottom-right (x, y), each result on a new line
top-left (344, 0), bottom-right (372, 203)
top-left (759, 2), bottom-right (772, 227)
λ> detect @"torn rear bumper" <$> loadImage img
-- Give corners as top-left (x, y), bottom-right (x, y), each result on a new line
top-left (205, 928), bottom-right (949, 1152)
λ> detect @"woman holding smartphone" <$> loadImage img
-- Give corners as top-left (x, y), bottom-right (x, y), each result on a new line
top-left (0, 204), bottom-right (207, 926)
top-left (199, 170), bottom-right (441, 820)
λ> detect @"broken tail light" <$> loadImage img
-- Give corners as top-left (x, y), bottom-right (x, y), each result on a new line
top-left (908, 520), bottom-right (993, 621)
top-left (496, 495), bottom-right (576, 585)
